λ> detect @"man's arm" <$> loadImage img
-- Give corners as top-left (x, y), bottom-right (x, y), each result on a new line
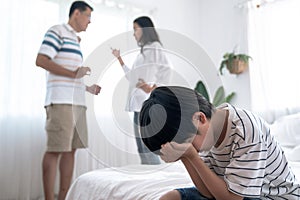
top-left (36, 54), bottom-right (90, 79)
top-left (86, 84), bottom-right (101, 95)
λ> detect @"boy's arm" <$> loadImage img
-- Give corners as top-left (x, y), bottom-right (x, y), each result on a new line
top-left (181, 157), bottom-right (213, 198)
top-left (184, 153), bottom-right (243, 200)
top-left (161, 142), bottom-right (243, 200)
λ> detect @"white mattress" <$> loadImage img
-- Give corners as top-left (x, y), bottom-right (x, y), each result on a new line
top-left (66, 162), bottom-right (193, 200)
top-left (66, 153), bottom-right (300, 200)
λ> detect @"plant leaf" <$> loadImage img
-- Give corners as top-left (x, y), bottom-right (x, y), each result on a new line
top-left (225, 92), bottom-right (236, 103)
top-left (219, 61), bottom-right (226, 75)
top-left (194, 81), bottom-right (236, 107)
top-left (194, 80), bottom-right (210, 102)
top-left (213, 86), bottom-right (225, 106)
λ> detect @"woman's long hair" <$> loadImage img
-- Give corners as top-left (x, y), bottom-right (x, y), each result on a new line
top-left (133, 16), bottom-right (162, 53)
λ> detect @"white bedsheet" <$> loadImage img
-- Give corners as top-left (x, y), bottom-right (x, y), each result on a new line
top-left (66, 153), bottom-right (300, 200)
top-left (66, 162), bottom-right (193, 200)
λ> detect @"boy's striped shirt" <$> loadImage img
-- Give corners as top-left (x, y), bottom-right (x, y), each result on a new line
top-left (201, 103), bottom-right (300, 199)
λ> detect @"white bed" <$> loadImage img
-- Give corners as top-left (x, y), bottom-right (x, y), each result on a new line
top-left (66, 159), bottom-right (300, 200)
top-left (66, 113), bottom-right (300, 200)
top-left (66, 162), bottom-right (193, 200)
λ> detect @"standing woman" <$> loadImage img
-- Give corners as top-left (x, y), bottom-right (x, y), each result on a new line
top-left (112, 16), bottom-right (172, 165)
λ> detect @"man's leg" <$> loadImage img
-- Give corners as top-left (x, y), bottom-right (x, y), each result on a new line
top-left (42, 152), bottom-right (60, 200)
top-left (58, 149), bottom-right (76, 200)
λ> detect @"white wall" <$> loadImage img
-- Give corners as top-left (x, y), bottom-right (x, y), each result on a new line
top-left (0, 1), bottom-right (254, 199)
top-left (128, 0), bottom-right (252, 109)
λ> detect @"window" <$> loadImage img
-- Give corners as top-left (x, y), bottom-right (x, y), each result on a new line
top-left (247, 0), bottom-right (300, 121)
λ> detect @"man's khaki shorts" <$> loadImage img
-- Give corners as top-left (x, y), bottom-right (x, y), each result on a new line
top-left (45, 104), bottom-right (88, 152)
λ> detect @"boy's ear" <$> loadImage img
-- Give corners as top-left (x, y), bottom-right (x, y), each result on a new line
top-left (192, 112), bottom-right (207, 123)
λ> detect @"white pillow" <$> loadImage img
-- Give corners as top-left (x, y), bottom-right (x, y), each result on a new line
top-left (286, 145), bottom-right (300, 161)
top-left (270, 112), bottom-right (300, 147)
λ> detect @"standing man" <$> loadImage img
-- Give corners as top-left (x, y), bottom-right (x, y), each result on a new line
top-left (35, 1), bottom-right (101, 200)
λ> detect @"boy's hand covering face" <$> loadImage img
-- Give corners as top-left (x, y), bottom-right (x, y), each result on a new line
top-left (160, 142), bottom-right (197, 162)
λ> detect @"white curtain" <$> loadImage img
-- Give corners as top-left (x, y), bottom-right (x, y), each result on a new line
top-left (247, 0), bottom-right (300, 122)
top-left (0, 1), bottom-right (59, 199)
top-left (0, 0), bottom-right (148, 199)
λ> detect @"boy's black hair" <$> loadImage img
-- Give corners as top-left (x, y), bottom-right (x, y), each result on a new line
top-left (139, 86), bottom-right (214, 154)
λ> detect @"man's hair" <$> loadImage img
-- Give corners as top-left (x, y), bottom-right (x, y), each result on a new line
top-left (139, 86), bottom-right (214, 154)
top-left (69, 1), bottom-right (93, 18)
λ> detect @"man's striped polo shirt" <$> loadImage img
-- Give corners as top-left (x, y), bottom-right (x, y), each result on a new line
top-left (38, 23), bottom-right (86, 106)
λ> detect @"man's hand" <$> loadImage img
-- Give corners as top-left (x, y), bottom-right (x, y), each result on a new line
top-left (74, 66), bottom-right (91, 78)
top-left (160, 142), bottom-right (198, 163)
top-left (86, 84), bottom-right (101, 95)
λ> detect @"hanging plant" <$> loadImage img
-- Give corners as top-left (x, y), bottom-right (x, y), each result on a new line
top-left (219, 52), bottom-right (252, 75)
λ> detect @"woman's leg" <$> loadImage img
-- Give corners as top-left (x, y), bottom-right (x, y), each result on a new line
top-left (133, 112), bottom-right (160, 164)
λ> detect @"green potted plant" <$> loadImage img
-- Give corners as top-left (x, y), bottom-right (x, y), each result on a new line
top-left (194, 80), bottom-right (235, 106)
top-left (219, 52), bottom-right (252, 75)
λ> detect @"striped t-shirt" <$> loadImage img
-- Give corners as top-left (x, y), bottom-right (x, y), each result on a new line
top-left (201, 103), bottom-right (300, 199)
top-left (38, 24), bottom-right (86, 106)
